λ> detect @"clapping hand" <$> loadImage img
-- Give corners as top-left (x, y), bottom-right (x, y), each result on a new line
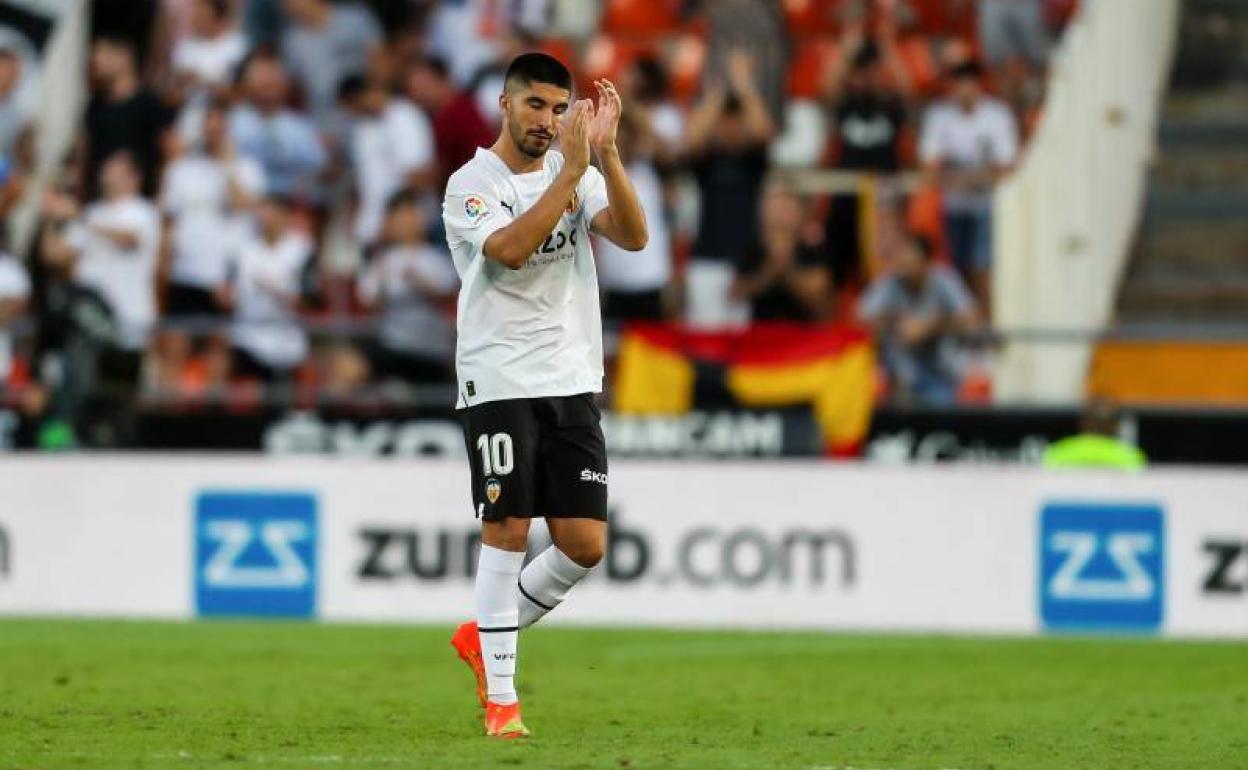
top-left (588, 78), bottom-right (622, 157)
top-left (560, 98), bottom-right (594, 176)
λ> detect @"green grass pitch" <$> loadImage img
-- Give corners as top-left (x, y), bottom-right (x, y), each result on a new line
top-left (1, 619), bottom-right (1245, 770)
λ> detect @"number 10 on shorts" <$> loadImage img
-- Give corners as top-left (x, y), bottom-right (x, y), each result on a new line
top-left (476, 432), bottom-right (514, 475)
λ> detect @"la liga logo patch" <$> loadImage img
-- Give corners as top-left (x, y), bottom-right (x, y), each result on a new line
top-left (464, 195), bottom-right (489, 222)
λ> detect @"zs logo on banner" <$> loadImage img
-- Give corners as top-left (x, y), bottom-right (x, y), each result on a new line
top-left (195, 492), bottom-right (318, 618)
top-left (1040, 503), bottom-right (1165, 632)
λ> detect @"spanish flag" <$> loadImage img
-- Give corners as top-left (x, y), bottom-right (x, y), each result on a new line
top-left (613, 324), bottom-right (877, 455)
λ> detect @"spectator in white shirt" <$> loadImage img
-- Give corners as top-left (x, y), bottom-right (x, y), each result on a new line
top-left (35, 152), bottom-right (162, 428)
top-left (172, 0), bottom-right (248, 94)
top-left (596, 116), bottom-right (672, 321)
top-left (919, 59), bottom-right (1017, 312)
top-left (218, 193), bottom-right (313, 382)
top-left (161, 98), bottom-right (266, 318)
top-left (0, 250), bottom-right (29, 388)
top-left (356, 190), bottom-right (458, 385)
top-left (337, 76), bottom-right (436, 249)
top-left (64, 151), bottom-right (163, 358)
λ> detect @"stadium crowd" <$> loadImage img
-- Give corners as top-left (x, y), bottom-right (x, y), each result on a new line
top-left (0, 0), bottom-right (1074, 446)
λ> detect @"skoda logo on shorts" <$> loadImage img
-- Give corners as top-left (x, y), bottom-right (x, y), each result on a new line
top-left (485, 478), bottom-right (502, 504)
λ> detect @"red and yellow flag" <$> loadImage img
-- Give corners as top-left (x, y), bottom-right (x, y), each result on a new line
top-left (614, 324), bottom-right (877, 455)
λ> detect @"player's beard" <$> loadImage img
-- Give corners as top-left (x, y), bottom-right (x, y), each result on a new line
top-left (508, 113), bottom-right (552, 159)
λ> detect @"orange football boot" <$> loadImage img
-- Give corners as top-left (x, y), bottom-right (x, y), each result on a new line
top-left (484, 700), bottom-right (530, 738)
top-left (450, 621), bottom-right (487, 708)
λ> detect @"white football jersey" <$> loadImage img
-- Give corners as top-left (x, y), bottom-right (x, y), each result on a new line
top-left (443, 147), bottom-right (610, 408)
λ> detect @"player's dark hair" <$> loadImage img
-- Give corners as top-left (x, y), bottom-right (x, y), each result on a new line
top-left (504, 52), bottom-right (572, 94)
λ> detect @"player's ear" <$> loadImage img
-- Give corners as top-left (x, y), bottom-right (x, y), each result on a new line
top-left (498, 92), bottom-right (509, 116)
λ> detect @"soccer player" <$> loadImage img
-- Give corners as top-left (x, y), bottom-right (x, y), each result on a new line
top-left (443, 53), bottom-right (647, 738)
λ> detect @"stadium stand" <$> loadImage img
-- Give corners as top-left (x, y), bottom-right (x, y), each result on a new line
top-left (3, 0), bottom-right (1202, 451)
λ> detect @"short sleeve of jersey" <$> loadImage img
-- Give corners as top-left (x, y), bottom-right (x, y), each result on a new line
top-left (580, 165), bottom-right (610, 224)
top-left (443, 169), bottom-right (514, 257)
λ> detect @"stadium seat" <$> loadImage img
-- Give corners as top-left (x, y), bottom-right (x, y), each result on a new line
top-left (905, 185), bottom-right (951, 265)
top-left (782, 0), bottom-right (841, 37)
top-left (907, 0), bottom-right (976, 37)
top-left (601, 0), bottom-right (682, 35)
top-left (787, 38), bottom-right (839, 99)
top-left (897, 35), bottom-right (941, 96)
top-left (665, 32), bottom-right (707, 102)
top-left (582, 35), bottom-right (654, 85)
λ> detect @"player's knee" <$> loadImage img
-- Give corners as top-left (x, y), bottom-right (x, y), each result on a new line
top-left (483, 518), bottom-right (531, 552)
top-left (564, 541), bottom-right (604, 569)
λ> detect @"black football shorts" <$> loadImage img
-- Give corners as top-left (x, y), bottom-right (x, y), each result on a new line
top-left (460, 393), bottom-right (609, 522)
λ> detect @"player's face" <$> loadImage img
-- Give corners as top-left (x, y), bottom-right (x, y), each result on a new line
top-left (502, 82), bottom-right (571, 159)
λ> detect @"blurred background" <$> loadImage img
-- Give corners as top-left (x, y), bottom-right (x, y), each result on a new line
top-left (3, 7), bottom-right (1248, 762)
top-left (0, 0), bottom-right (1241, 467)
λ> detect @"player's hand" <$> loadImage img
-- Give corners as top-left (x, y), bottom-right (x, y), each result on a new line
top-left (589, 79), bottom-right (622, 157)
top-left (560, 99), bottom-right (593, 177)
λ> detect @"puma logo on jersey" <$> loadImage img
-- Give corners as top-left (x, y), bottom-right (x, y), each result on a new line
top-left (580, 469), bottom-right (608, 485)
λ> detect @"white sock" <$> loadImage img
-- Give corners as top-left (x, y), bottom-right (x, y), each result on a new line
top-left (475, 544), bottom-right (525, 705)
top-left (517, 546), bottom-right (594, 629)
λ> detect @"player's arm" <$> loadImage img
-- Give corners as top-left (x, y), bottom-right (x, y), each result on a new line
top-left (587, 79), bottom-right (648, 252)
top-left (482, 101), bottom-right (594, 270)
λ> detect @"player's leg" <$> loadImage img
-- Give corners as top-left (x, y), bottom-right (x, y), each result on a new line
top-left (452, 398), bottom-right (537, 736)
top-left (518, 517), bottom-right (605, 628)
top-left (477, 516), bottom-right (530, 707)
top-left (519, 394), bottom-right (609, 628)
